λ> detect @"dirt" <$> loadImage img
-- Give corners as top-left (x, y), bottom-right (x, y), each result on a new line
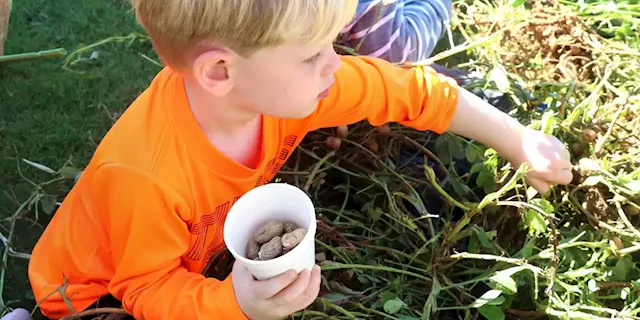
top-left (585, 185), bottom-right (616, 222)
top-left (458, 0), bottom-right (601, 83)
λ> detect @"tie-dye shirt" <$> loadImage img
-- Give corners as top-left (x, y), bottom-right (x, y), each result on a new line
top-left (338, 0), bottom-right (452, 63)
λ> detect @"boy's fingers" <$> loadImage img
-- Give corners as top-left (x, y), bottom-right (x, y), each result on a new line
top-left (268, 269), bottom-right (312, 307)
top-left (527, 177), bottom-right (550, 195)
top-left (254, 269), bottom-right (299, 299)
top-left (297, 265), bottom-right (322, 308)
top-left (231, 260), bottom-right (252, 286)
top-left (556, 168), bottom-right (574, 185)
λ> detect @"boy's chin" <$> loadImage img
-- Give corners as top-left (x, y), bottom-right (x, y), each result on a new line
top-left (271, 104), bottom-right (318, 119)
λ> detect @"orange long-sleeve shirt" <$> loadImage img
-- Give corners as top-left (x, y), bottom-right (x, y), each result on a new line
top-left (28, 55), bottom-right (459, 319)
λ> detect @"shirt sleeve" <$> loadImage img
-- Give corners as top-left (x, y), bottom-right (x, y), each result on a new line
top-left (337, 0), bottom-right (453, 63)
top-left (309, 55), bottom-right (459, 133)
top-left (89, 164), bottom-right (248, 320)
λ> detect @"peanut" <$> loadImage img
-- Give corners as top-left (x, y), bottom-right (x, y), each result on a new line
top-left (283, 221), bottom-right (298, 233)
top-left (336, 125), bottom-right (348, 139)
top-left (258, 236), bottom-right (283, 260)
top-left (376, 124), bottom-right (391, 134)
top-left (249, 220), bottom-right (308, 260)
top-left (582, 128), bottom-right (597, 142)
top-left (246, 238), bottom-right (260, 260)
top-left (254, 221), bottom-right (284, 244)
top-left (282, 228), bottom-right (307, 251)
top-left (325, 136), bottom-right (341, 150)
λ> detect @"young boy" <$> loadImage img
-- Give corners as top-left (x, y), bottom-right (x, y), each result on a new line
top-left (28, 1), bottom-right (573, 319)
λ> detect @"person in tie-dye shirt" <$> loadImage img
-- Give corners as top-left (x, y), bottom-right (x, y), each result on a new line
top-left (337, 0), bottom-right (452, 64)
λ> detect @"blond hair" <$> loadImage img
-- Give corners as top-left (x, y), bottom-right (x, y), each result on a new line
top-left (131, 0), bottom-right (358, 69)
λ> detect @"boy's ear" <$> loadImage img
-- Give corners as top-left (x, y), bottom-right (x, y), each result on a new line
top-left (191, 49), bottom-right (234, 97)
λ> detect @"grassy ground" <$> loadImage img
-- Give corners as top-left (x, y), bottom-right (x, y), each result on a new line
top-left (1, 0), bottom-right (639, 319)
top-left (0, 0), bottom-right (159, 312)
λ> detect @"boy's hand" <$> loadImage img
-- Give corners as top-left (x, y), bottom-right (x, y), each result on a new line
top-left (231, 260), bottom-right (321, 320)
top-left (447, 89), bottom-right (573, 194)
top-left (504, 127), bottom-right (573, 194)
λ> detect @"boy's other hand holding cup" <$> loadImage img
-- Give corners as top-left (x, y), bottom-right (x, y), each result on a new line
top-left (231, 261), bottom-right (321, 320)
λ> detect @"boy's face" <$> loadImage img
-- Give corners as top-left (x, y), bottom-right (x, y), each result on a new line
top-left (227, 41), bottom-right (342, 119)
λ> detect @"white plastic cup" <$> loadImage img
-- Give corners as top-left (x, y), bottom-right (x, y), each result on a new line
top-left (223, 183), bottom-right (317, 280)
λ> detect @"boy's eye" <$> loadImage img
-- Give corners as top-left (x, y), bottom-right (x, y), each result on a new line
top-left (304, 53), bottom-right (321, 64)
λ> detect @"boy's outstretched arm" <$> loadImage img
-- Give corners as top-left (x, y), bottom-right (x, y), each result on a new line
top-left (446, 89), bottom-right (573, 193)
top-left (310, 55), bottom-right (573, 193)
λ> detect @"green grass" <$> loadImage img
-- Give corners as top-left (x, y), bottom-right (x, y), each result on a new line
top-left (0, 0), bottom-right (159, 311)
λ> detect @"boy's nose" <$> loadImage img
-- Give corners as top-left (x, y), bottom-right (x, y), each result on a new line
top-left (321, 50), bottom-right (342, 77)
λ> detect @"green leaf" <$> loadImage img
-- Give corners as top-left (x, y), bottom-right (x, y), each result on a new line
top-left (465, 144), bottom-right (478, 163)
top-left (58, 166), bottom-right (82, 180)
top-left (529, 199), bottom-right (554, 214)
top-left (487, 296), bottom-right (506, 306)
top-left (451, 139), bottom-right (466, 160)
top-left (383, 298), bottom-right (406, 314)
top-left (502, 295), bottom-right (514, 309)
top-left (470, 163), bottom-right (484, 175)
top-left (490, 273), bottom-right (518, 294)
top-left (435, 135), bottom-right (451, 165)
top-left (472, 226), bottom-right (493, 249)
top-left (357, 275), bottom-right (373, 285)
top-left (523, 209), bottom-right (547, 235)
top-left (40, 194), bottom-right (57, 215)
top-left (322, 293), bottom-right (347, 302)
top-left (367, 206), bottom-right (382, 221)
top-left (471, 290), bottom-right (502, 308)
top-left (423, 277), bottom-right (440, 320)
top-left (476, 145), bottom-right (487, 161)
top-left (477, 169), bottom-right (496, 193)
top-left (511, 0), bottom-right (526, 7)
top-left (611, 256), bottom-right (635, 282)
top-left (515, 238), bottom-right (535, 258)
top-left (451, 177), bottom-right (472, 198)
top-left (379, 291), bottom-right (396, 305)
top-left (478, 305), bottom-right (506, 320)
top-left (468, 232), bottom-right (479, 253)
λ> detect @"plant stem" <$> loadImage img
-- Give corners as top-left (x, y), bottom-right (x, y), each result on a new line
top-left (304, 150), bottom-right (335, 192)
top-left (449, 252), bottom-right (527, 266)
top-left (355, 303), bottom-right (402, 320)
top-left (318, 298), bottom-right (357, 320)
top-left (320, 263), bottom-right (431, 282)
top-left (0, 48), bottom-right (67, 63)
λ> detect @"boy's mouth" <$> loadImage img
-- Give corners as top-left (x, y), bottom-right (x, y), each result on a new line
top-left (317, 87), bottom-right (331, 99)
top-left (318, 79), bottom-right (334, 99)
